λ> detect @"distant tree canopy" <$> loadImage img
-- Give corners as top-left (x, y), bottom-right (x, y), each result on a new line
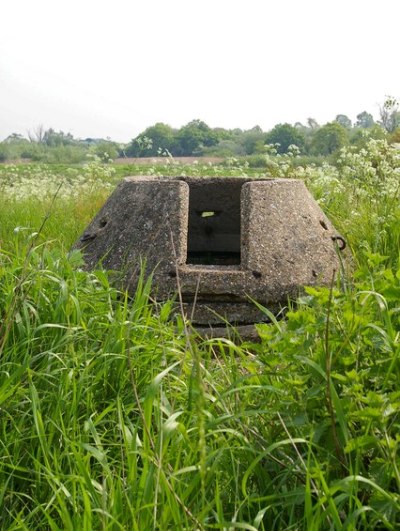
top-left (126, 120), bottom-right (219, 157)
top-left (238, 126), bottom-right (266, 155)
top-left (335, 114), bottom-right (352, 129)
top-left (42, 129), bottom-right (76, 147)
top-left (176, 120), bottom-right (219, 156)
top-left (126, 123), bottom-right (175, 157)
top-left (265, 123), bottom-right (305, 153)
top-left (355, 111), bottom-right (375, 129)
top-left (379, 96), bottom-right (400, 133)
top-left (311, 122), bottom-right (348, 155)
top-left (1, 97), bottom-right (398, 163)
top-left (0, 127), bottom-right (121, 163)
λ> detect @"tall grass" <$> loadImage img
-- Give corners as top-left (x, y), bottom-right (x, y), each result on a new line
top-left (0, 139), bottom-right (399, 529)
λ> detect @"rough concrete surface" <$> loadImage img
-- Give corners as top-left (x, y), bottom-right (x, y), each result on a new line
top-left (74, 176), bottom-right (345, 326)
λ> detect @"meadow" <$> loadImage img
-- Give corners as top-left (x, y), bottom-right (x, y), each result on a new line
top-left (0, 140), bottom-right (399, 529)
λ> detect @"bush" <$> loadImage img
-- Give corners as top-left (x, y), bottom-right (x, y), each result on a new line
top-left (243, 154), bottom-right (269, 168)
top-left (203, 139), bottom-right (246, 157)
top-left (0, 143), bottom-right (8, 162)
top-left (29, 145), bottom-right (88, 164)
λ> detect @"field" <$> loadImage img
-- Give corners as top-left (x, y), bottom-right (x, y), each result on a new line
top-left (0, 140), bottom-right (399, 529)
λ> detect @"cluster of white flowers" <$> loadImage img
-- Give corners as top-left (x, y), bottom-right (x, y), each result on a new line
top-left (0, 159), bottom-right (115, 201)
top-left (336, 139), bottom-right (400, 197)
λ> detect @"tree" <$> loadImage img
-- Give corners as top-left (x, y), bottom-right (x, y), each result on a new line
top-left (92, 140), bottom-right (120, 161)
top-left (213, 127), bottom-right (235, 141)
top-left (379, 95), bottom-right (399, 133)
top-left (27, 124), bottom-right (45, 143)
top-left (2, 133), bottom-right (31, 160)
top-left (239, 126), bottom-right (266, 155)
top-left (389, 127), bottom-right (400, 144)
top-left (0, 143), bottom-right (8, 161)
top-left (4, 133), bottom-right (26, 143)
top-left (335, 114), bottom-right (352, 128)
top-left (355, 111), bottom-right (375, 129)
top-left (43, 129), bottom-right (76, 147)
top-left (350, 124), bottom-right (386, 148)
top-left (126, 123), bottom-right (176, 157)
top-left (175, 120), bottom-right (218, 156)
top-left (265, 123), bottom-right (305, 154)
top-left (307, 118), bottom-right (320, 130)
top-left (311, 122), bottom-right (348, 155)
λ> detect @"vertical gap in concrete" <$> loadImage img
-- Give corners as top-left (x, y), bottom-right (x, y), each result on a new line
top-left (186, 181), bottom-right (241, 266)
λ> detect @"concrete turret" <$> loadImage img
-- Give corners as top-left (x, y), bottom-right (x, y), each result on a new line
top-left (74, 176), bottom-right (345, 325)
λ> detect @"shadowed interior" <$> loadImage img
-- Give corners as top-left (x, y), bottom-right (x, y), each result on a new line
top-left (186, 180), bottom-right (242, 265)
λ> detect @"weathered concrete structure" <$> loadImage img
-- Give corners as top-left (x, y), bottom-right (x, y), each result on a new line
top-left (74, 176), bottom-right (344, 325)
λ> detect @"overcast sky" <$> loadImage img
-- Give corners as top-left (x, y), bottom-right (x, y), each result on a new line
top-left (1, 0), bottom-right (399, 142)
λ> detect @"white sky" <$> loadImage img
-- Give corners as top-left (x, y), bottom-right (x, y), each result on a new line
top-left (0, 0), bottom-right (399, 142)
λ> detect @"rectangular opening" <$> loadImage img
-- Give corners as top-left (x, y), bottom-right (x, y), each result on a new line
top-left (186, 181), bottom-right (242, 266)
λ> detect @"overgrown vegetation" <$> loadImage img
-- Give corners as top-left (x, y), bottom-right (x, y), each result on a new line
top-left (0, 138), bottom-right (399, 529)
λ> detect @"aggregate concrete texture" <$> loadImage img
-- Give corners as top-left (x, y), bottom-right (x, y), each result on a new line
top-left (74, 176), bottom-right (344, 325)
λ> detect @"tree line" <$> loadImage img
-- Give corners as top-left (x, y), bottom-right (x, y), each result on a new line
top-left (1, 96), bottom-right (399, 163)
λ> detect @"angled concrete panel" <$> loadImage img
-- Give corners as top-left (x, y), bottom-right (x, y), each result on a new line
top-left (74, 176), bottom-right (188, 292)
top-left (241, 179), bottom-right (339, 289)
